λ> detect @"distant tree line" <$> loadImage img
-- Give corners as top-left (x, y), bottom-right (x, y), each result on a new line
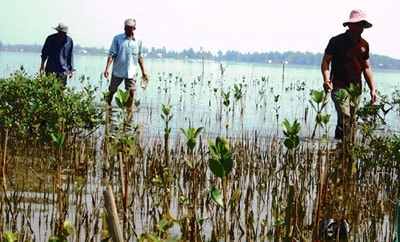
top-left (1, 40), bottom-right (400, 70)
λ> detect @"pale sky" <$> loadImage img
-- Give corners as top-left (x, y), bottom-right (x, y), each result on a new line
top-left (1, 0), bottom-right (399, 58)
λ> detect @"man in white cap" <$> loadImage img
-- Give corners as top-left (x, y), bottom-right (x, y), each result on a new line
top-left (40, 22), bottom-right (75, 86)
top-left (321, 9), bottom-right (378, 140)
top-left (104, 18), bottom-right (149, 109)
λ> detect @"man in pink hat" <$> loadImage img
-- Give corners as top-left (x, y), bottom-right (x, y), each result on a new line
top-left (321, 9), bottom-right (378, 140)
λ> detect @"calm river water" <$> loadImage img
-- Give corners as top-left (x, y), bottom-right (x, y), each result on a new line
top-left (1, 51), bottom-right (399, 139)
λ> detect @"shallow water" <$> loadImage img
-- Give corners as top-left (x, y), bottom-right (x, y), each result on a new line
top-left (1, 51), bottom-right (400, 241)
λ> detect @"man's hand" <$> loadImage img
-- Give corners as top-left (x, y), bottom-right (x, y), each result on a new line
top-left (323, 80), bottom-right (333, 93)
top-left (142, 72), bottom-right (149, 80)
top-left (370, 89), bottom-right (378, 103)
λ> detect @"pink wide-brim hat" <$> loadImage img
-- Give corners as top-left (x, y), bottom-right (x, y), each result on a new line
top-left (343, 9), bottom-right (372, 28)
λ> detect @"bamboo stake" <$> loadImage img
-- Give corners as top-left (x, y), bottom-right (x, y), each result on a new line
top-left (103, 185), bottom-right (124, 242)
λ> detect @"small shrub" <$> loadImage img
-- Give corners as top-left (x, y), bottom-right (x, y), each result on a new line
top-left (0, 67), bottom-right (103, 143)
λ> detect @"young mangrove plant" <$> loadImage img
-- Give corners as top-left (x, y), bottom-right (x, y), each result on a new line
top-left (309, 90), bottom-right (332, 240)
top-left (222, 90), bottom-right (231, 139)
top-left (2, 231), bottom-right (19, 242)
top-left (139, 103), bottom-right (178, 240)
top-left (273, 95), bottom-right (281, 137)
top-left (348, 83), bottom-right (361, 144)
top-left (161, 104), bottom-right (173, 164)
top-left (179, 124), bottom-right (203, 240)
top-left (233, 83), bottom-right (246, 137)
top-left (50, 101), bottom-right (69, 236)
top-left (256, 86), bottom-right (267, 110)
top-left (357, 92), bottom-right (396, 135)
top-left (111, 89), bottom-right (139, 235)
top-left (332, 88), bottom-right (352, 182)
top-left (115, 89), bottom-right (133, 132)
top-left (48, 220), bottom-right (76, 242)
top-left (208, 136), bottom-right (233, 242)
top-left (310, 89), bottom-right (330, 140)
top-left (233, 83), bottom-right (244, 116)
top-left (281, 119), bottom-right (302, 241)
top-left (332, 84), bottom-right (361, 180)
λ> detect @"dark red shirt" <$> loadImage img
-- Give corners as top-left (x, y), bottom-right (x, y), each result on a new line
top-left (324, 30), bottom-right (369, 90)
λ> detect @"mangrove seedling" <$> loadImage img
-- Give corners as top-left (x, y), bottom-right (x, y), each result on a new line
top-left (180, 124), bottom-right (203, 240)
top-left (180, 125), bottom-right (204, 153)
top-left (208, 136), bottom-right (233, 242)
top-left (221, 90), bottom-right (231, 138)
top-left (161, 104), bottom-right (173, 163)
top-left (281, 119), bottom-right (301, 150)
top-left (281, 118), bottom-right (302, 241)
top-left (48, 220), bottom-right (76, 242)
top-left (310, 89), bottom-right (330, 139)
top-left (2, 231), bottom-right (19, 242)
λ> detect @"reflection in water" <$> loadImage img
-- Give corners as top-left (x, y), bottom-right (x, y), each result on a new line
top-left (2, 117), bottom-right (399, 241)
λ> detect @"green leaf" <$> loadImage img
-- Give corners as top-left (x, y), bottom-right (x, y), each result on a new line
top-left (162, 104), bottom-right (172, 115)
top-left (180, 126), bottom-right (203, 151)
top-left (125, 137), bottom-right (136, 157)
top-left (322, 134), bottom-right (328, 143)
top-left (284, 138), bottom-right (294, 149)
top-left (348, 83), bottom-right (360, 98)
top-left (222, 156), bottom-right (233, 174)
top-left (284, 136), bottom-right (300, 149)
top-left (281, 119), bottom-right (291, 137)
top-left (309, 99), bottom-right (317, 112)
top-left (179, 127), bottom-right (188, 138)
top-left (209, 158), bottom-right (225, 178)
top-left (115, 89), bottom-right (131, 108)
top-left (51, 133), bottom-right (65, 148)
top-left (315, 113), bottom-right (323, 124)
top-left (208, 136), bottom-right (233, 177)
top-left (322, 114), bottom-right (331, 124)
top-left (187, 138), bottom-right (196, 150)
top-left (195, 127), bottom-right (204, 137)
top-left (157, 219), bottom-right (174, 231)
top-left (62, 220), bottom-right (76, 236)
top-left (185, 158), bottom-right (193, 169)
top-left (292, 120), bottom-right (301, 134)
top-left (337, 89), bottom-right (348, 102)
top-left (3, 231), bottom-right (19, 242)
top-left (211, 186), bottom-right (224, 209)
top-left (208, 140), bottom-right (219, 158)
top-left (310, 89), bottom-right (325, 104)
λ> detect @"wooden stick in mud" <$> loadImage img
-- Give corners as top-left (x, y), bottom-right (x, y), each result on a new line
top-left (103, 185), bottom-right (124, 242)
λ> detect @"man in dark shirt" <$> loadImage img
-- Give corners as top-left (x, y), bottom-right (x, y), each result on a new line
top-left (321, 9), bottom-right (377, 140)
top-left (40, 23), bottom-right (75, 86)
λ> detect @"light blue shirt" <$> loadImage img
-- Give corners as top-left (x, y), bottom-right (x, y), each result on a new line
top-left (108, 33), bottom-right (143, 78)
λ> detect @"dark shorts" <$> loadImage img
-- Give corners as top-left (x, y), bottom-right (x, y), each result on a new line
top-left (109, 75), bottom-right (137, 92)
